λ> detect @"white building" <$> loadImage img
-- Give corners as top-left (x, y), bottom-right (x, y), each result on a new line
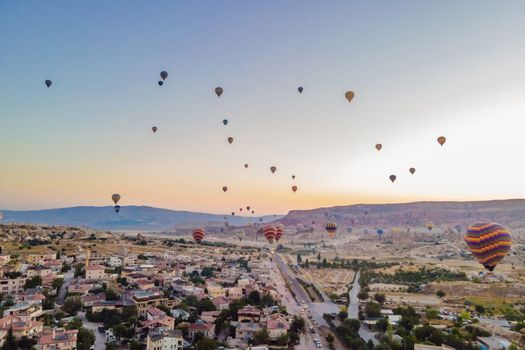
top-left (108, 256), bottom-right (123, 267)
top-left (146, 329), bottom-right (183, 350)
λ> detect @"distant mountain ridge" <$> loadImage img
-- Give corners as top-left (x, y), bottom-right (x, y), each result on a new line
top-left (0, 206), bottom-right (278, 231)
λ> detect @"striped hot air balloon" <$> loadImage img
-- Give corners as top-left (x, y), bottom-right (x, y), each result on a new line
top-left (275, 225), bottom-right (284, 242)
top-left (263, 225), bottom-right (276, 244)
top-left (325, 223), bottom-right (337, 238)
top-left (464, 223), bottom-right (511, 271)
top-left (193, 228), bottom-right (205, 244)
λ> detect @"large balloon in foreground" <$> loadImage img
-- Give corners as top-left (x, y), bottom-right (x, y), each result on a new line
top-left (409, 167), bottom-right (416, 175)
top-left (375, 144), bottom-right (382, 151)
top-left (263, 225), bottom-right (276, 244)
top-left (160, 71), bottom-right (168, 80)
top-left (270, 166), bottom-right (276, 174)
top-left (298, 86), bottom-right (303, 93)
top-left (227, 137), bottom-right (234, 144)
top-left (345, 91), bottom-right (355, 103)
top-left (464, 223), bottom-right (511, 271)
top-left (193, 228), bottom-right (205, 243)
top-left (292, 185), bottom-right (298, 193)
top-left (45, 80), bottom-right (52, 88)
top-left (215, 87), bottom-right (223, 97)
top-left (437, 136), bottom-right (446, 146)
top-left (389, 175), bottom-right (397, 183)
top-left (222, 186), bottom-right (228, 192)
top-left (325, 223), bottom-right (337, 238)
top-left (152, 126), bottom-right (158, 133)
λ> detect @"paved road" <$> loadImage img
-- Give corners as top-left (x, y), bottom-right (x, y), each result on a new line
top-left (274, 254), bottom-right (311, 304)
top-left (348, 270), bottom-right (378, 345)
top-left (78, 311), bottom-right (106, 349)
top-left (58, 271), bottom-right (75, 305)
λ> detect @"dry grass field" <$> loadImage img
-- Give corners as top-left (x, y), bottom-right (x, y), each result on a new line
top-left (301, 268), bottom-right (355, 295)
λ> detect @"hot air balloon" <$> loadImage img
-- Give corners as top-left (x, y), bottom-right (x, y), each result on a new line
top-left (389, 175), bottom-right (397, 183)
top-left (292, 186), bottom-right (298, 193)
top-left (223, 119), bottom-right (228, 126)
top-left (246, 206), bottom-right (251, 211)
top-left (375, 144), bottom-right (382, 151)
top-left (347, 227), bottom-right (353, 234)
top-left (158, 81), bottom-right (163, 86)
top-left (376, 229), bottom-right (384, 236)
top-left (275, 225), bottom-right (284, 242)
top-left (259, 218), bottom-right (263, 222)
top-left (325, 223), bottom-right (337, 238)
top-left (231, 212), bottom-right (235, 216)
top-left (114, 205), bottom-right (121, 213)
top-left (263, 225), bottom-right (276, 244)
top-left (298, 87), bottom-right (303, 93)
top-left (270, 166), bottom-right (276, 174)
top-left (409, 167), bottom-right (416, 175)
top-left (152, 126), bottom-right (158, 133)
top-left (228, 137), bottom-right (234, 144)
top-left (193, 228), bottom-right (205, 243)
top-left (45, 80), bottom-right (52, 88)
top-left (244, 164), bottom-right (248, 169)
top-left (112, 194), bottom-right (121, 205)
top-left (251, 210), bottom-right (255, 214)
top-left (237, 230), bottom-right (246, 241)
top-left (437, 136), bottom-right (446, 146)
top-left (160, 71), bottom-right (168, 80)
top-left (464, 223), bottom-right (511, 271)
top-left (426, 222), bottom-right (434, 231)
top-left (222, 186), bottom-right (228, 192)
top-left (345, 91), bottom-right (355, 103)
top-left (215, 87), bottom-right (223, 97)
top-left (292, 175), bottom-right (295, 180)
top-left (454, 224), bottom-right (462, 234)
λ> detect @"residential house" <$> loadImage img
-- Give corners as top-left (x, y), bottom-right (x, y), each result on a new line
top-left (146, 329), bottom-right (183, 350)
top-left (37, 328), bottom-right (78, 350)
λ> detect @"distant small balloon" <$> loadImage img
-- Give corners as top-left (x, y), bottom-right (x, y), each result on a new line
top-left (345, 91), bottom-right (355, 103)
top-left (437, 136), bottom-right (446, 146)
top-left (223, 119), bottom-right (228, 126)
top-left (239, 208), bottom-right (243, 212)
top-left (244, 164), bottom-right (248, 169)
top-left (389, 175), bottom-right (397, 183)
top-left (231, 212), bottom-right (235, 216)
top-left (292, 185), bottom-right (298, 193)
top-left (111, 194), bottom-right (121, 205)
top-left (215, 87), bottom-right (223, 97)
top-left (409, 167), bottom-right (416, 174)
top-left (298, 86), bottom-right (303, 93)
top-left (158, 81), bottom-right (163, 86)
top-left (45, 80), bottom-right (52, 88)
top-left (251, 210), bottom-right (254, 214)
top-left (247, 206), bottom-right (251, 211)
top-left (222, 186), bottom-right (228, 192)
top-left (113, 205), bottom-right (120, 213)
top-left (227, 137), bottom-right (234, 144)
top-left (160, 71), bottom-right (168, 80)
top-left (292, 175), bottom-right (296, 180)
top-left (152, 126), bottom-right (158, 133)
top-left (375, 144), bottom-right (382, 151)
top-left (270, 166), bottom-right (277, 174)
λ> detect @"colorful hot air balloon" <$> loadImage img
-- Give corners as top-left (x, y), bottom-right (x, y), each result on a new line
top-left (345, 91), bottom-right (355, 103)
top-left (223, 119), bottom-right (228, 126)
top-left (263, 225), bottom-right (276, 244)
top-left (325, 223), bottom-right (337, 238)
top-left (409, 167), bottom-right (416, 175)
top-left (389, 175), bottom-right (397, 183)
top-left (158, 81), bottom-right (163, 86)
top-left (298, 86), bottom-right (303, 93)
top-left (270, 166), bottom-right (276, 174)
top-left (227, 137), bottom-right (234, 144)
top-left (152, 126), bottom-right (158, 133)
top-left (426, 222), bottom-right (434, 231)
top-left (291, 185), bottom-right (298, 193)
top-left (45, 80), bottom-right (52, 88)
top-left (437, 136), bottom-right (446, 146)
top-left (160, 71), bottom-right (168, 80)
top-left (347, 227), bottom-right (353, 234)
top-left (464, 223), bottom-right (511, 271)
top-left (237, 230), bottom-right (246, 241)
top-left (222, 186), bottom-right (228, 192)
top-left (375, 144), bottom-right (382, 151)
top-left (275, 225), bottom-right (284, 241)
top-left (193, 228), bottom-right (205, 243)
top-left (215, 87), bottom-right (223, 97)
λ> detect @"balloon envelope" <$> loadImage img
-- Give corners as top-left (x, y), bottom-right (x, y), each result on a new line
top-left (228, 137), bottom-right (234, 144)
top-left (45, 80), bottom-right (52, 88)
top-left (111, 194), bottom-right (121, 205)
top-left (193, 228), bottom-right (205, 243)
top-left (465, 223), bottom-right (511, 271)
top-left (223, 119), bottom-right (228, 126)
top-left (158, 81), bottom-right (163, 86)
top-left (270, 166), bottom-right (276, 174)
top-left (152, 126), bottom-right (157, 133)
top-left (325, 223), bottom-right (337, 238)
top-left (298, 86), bottom-right (303, 93)
top-left (345, 91), bottom-right (355, 103)
top-left (222, 186), bottom-right (228, 192)
top-left (292, 185), bottom-right (298, 193)
top-left (160, 71), bottom-right (168, 80)
top-left (113, 205), bottom-right (120, 213)
top-left (409, 167), bottom-right (416, 174)
top-left (244, 164), bottom-right (248, 168)
top-left (437, 136), bottom-right (446, 146)
top-left (389, 175), bottom-right (397, 183)
top-left (215, 87), bottom-right (223, 97)
top-left (375, 144), bottom-right (382, 151)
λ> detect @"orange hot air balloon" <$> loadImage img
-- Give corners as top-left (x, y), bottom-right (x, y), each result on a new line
top-left (222, 186), bottom-right (228, 192)
top-left (465, 223), bottom-right (511, 271)
top-left (375, 144), bottom-right (382, 151)
top-left (193, 228), bottom-right (205, 243)
top-left (292, 185), bottom-right (298, 193)
top-left (152, 126), bottom-right (158, 133)
top-left (409, 167), bottom-right (416, 175)
top-left (437, 136), bottom-right (446, 146)
top-left (270, 166), bottom-right (277, 174)
top-left (263, 225), bottom-right (276, 244)
top-left (227, 137), bottom-right (234, 144)
top-left (275, 225), bottom-right (284, 241)
top-left (345, 91), bottom-right (355, 103)
top-left (215, 87), bottom-right (223, 97)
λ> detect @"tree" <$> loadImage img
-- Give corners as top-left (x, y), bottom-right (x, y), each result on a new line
top-left (357, 290), bottom-right (369, 300)
top-left (24, 275), bottom-right (42, 290)
top-left (305, 259), bottom-right (310, 269)
top-left (77, 328), bottom-right (95, 350)
top-left (74, 264), bottom-right (85, 278)
top-left (1, 328), bottom-right (17, 350)
top-left (62, 296), bottom-right (82, 314)
top-left (374, 293), bottom-right (386, 304)
top-left (17, 336), bottom-right (36, 350)
top-left (248, 290), bottom-right (261, 305)
top-left (297, 253), bottom-right (302, 264)
top-left (365, 302), bottom-right (381, 318)
top-left (317, 252), bottom-right (321, 261)
top-left (436, 290), bottom-right (445, 298)
top-left (196, 337), bottom-right (218, 350)
top-left (253, 329), bottom-right (269, 345)
top-left (52, 278), bottom-right (64, 292)
top-left (322, 258), bottom-right (328, 268)
top-left (201, 267), bottom-right (215, 278)
top-left (426, 308), bottom-right (439, 320)
top-left (105, 289), bottom-right (118, 301)
top-left (326, 333), bottom-right (334, 344)
top-left (66, 318), bottom-right (83, 330)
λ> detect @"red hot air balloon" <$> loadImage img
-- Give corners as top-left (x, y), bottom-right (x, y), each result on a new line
top-left (464, 223), bottom-right (512, 271)
top-left (275, 225), bottom-right (284, 241)
top-left (263, 225), bottom-right (276, 244)
top-left (193, 228), bottom-right (205, 243)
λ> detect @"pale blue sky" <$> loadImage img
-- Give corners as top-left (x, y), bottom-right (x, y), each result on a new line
top-left (1, 1), bottom-right (524, 213)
